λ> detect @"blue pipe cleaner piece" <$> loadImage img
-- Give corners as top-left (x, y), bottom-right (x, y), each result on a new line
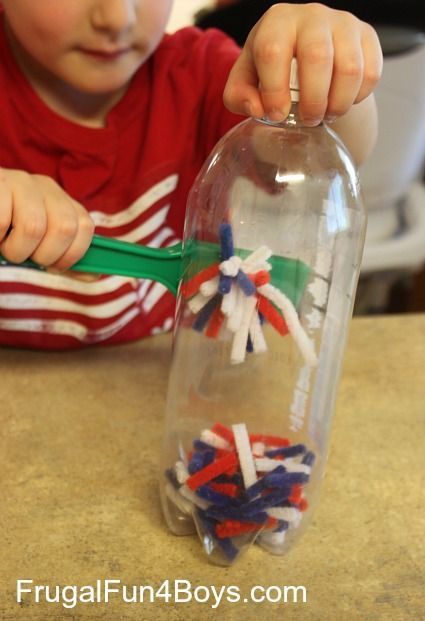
top-left (192, 293), bottom-right (221, 332)
top-left (241, 487), bottom-right (293, 515)
top-left (200, 449), bottom-right (216, 468)
top-left (188, 452), bottom-right (205, 474)
top-left (245, 478), bottom-right (266, 501)
top-left (214, 473), bottom-right (243, 486)
top-left (219, 222), bottom-right (234, 260)
top-left (264, 464), bottom-right (286, 478)
top-left (204, 505), bottom-right (242, 520)
top-left (265, 443), bottom-right (307, 459)
top-left (197, 509), bottom-right (239, 561)
top-left (206, 505), bottom-right (269, 523)
top-left (246, 466), bottom-right (296, 500)
top-left (196, 485), bottom-right (237, 506)
top-left (237, 270), bottom-right (256, 296)
top-left (219, 273), bottom-right (232, 294)
top-left (193, 439), bottom-right (216, 453)
top-left (275, 520), bottom-right (290, 532)
top-left (302, 451), bottom-right (316, 467)
top-left (265, 471), bottom-right (310, 486)
top-left (215, 535), bottom-right (239, 561)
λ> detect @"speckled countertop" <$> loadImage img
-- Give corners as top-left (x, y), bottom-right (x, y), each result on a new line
top-left (1, 314), bottom-right (424, 620)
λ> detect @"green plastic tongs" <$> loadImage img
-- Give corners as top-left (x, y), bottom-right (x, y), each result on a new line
top-left (0, 235), bottom-right (182, 296)
top-left (0, 234), bottom-right (309, 304)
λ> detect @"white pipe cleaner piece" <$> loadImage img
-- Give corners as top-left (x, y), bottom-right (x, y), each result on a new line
top-left (257, 283), bottom-right (318, 366)
top-left (165, 483), bottom-right (192, 515)
top-left (248, 307), bottom-right (267, 354)
top-left (241, 245), bottom-right (272, 272)
top-left (200, 429), bottom-right (231, 450)
top-left (220, 255), bottom-right (242, 276)
top-left (267, 506), bottom-right (301, 522)
top-left (188, 291), bottom-right (215, 314)
top-left (226, 287), bottom-right (245, 333)
top-left (232, 423), bottom-right (257, 489)
top-left (221, 284), bottom-right (237, 317)
top-left (175, 460), bottom-right (189, 484)
top-left (251, 441), bottom-right (265, 457)
top-left (231, 296), bottom-right (258, 364)
top-left (186, 223), bottom-right (317, 366)
top-left (255, 457), bottom-right (311, 475)
top-left (258, 530), bottom-right (286, 547)
top-left (200, 276), bottom-right (219, 297)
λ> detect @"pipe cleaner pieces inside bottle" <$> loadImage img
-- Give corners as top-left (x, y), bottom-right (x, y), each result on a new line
top-left (183, 223), bottom-right (317, 366)
top-left (164, 421), bottom-right (315, 565)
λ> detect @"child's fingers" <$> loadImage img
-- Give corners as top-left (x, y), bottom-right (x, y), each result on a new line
top-left (49, 201), bottom-right (95, 271)
top-left (356, 24), bottom-right (383, 103)
top-left (324, 31), bottom-right (363, 119)
top-left (28, 176), bottom-right (94, 269)
top-left (295, 22), bottom-right (334, 124)
top-left (248, 20), bottom-right (293, 121)
top-left (0, 176), bottom-right (47, 263)
top-left (224, 3), bottom-right (382, 127)
top-left (223, 46), bottom-right (265, 118)
top-left (29, 201), bottom-right (79, 267)
top-left (0, 170), bottom-right (95, 268)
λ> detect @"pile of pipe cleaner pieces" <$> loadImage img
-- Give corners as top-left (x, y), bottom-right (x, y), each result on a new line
top-left (182, 223), bottom-right (317, 365)
top-left (165, 421), bottom-right (315, 564)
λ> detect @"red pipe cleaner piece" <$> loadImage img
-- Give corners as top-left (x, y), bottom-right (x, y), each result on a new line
top-left (205, 306), bottom-right (225, 338)
top-left (211, 423), bottom-right (235, 445)
top-left (216, 517), bottom-right (277, 539)
top-left (209, 482), bottom-right (239, 497)
top-left (298, 498), bottom-right (309, 512)
top-left (248, 270), bottom-right (271, 286)
top-left (249, 434), bottom-right (290, 447)
top-left (289, 484), bottom-right (303, 504)
top-left (224, 462), bottom-right (238, 476)
top-left (215, 448), bottom-right (234, 459)
top-left (254, 271), bottom-right (271, 287)
top-left (186, 452), bottom-right (238, 490)
top-left (257, 295), bottom-right (289, 336)
top-left (181, 263), bottom-right (220, 299)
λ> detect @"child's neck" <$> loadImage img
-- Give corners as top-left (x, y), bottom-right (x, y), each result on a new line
top-left (6, 27), bottom-right (126, 128)
top-left (29, 73), bottom-right (126, 129)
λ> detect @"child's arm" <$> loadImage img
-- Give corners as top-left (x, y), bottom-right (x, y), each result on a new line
top-left (223, 2), bottom-right (383, 165)
top-left (0, 167), bottom-right (94, 268)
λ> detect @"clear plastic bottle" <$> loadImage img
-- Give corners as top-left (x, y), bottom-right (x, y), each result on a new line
top-left (160, 60), bottom-right (366, 565)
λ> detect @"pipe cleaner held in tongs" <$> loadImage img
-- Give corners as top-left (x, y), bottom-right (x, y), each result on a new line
top-left (183, 223), bottom-right (317, 366)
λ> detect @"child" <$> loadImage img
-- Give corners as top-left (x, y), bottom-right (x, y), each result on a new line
top-left (0, 1), bottom-right (382, 349)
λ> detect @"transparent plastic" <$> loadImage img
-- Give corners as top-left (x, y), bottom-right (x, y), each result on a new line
top-left (160, 104), bottom-right (366, 566)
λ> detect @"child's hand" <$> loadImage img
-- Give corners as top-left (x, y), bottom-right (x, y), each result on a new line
top-left (0, 168), bottom-right (95, 270)
top-left (223, 2), bottom-right (383, 125)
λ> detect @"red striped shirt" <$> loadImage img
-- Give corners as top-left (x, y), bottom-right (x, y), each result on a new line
top-left (0, 21), bottom-right (242, 349)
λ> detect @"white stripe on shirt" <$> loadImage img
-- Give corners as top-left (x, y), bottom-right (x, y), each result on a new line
top-left (90, 175), bottom-right (178, 228)
top-left (0, 291), bottom-right (137, 318)
top-left (142, 282), bottom-right (168, 313)
top-left (0, 307), bottom-right (140, 342)
top-left (0, 267), bottom-right (137, 295)
top-left (112, 206), bottom-right (170, 241)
